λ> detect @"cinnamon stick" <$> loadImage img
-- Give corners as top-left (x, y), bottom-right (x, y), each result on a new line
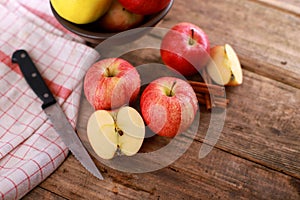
top-left (188, 80), bottom-right (225, 96)
top-left (206, 68), bottom-right (218, 109)
top-left (187, 71), bottom-right (229, 109)
top-left (188, 80), bottom-right (223, 91)
top-left (196, 93), bottom-right (229, 109)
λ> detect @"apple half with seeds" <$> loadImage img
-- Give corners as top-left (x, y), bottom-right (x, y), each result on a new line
top-left (87, 106), bottom-right (145, 160)
top-left (207, 44), bottom-right (243, 86)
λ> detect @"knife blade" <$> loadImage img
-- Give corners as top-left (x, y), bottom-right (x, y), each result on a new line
top-left (12, 49), bottom-right (103, 180)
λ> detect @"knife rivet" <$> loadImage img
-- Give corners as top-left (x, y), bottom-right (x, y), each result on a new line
top-left (20, 53), bottom-right (26, 58)
top-left (43, 93), bottom-right (49, 98)
top-left (31, 72), bottom-right (37, 78)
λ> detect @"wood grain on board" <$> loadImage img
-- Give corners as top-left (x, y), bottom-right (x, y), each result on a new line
top-left (24, 143), bottom-right (300, 199)
top-left (24, 0), bottom-right (300, 199)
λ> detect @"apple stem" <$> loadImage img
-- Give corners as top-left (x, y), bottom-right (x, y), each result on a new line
top-left (168, 81), bottom-right (177, 97)
top-left (105, 67), bottom-right (113, 77)
top-left (189, 29), bottom-right (195, 45)
top-left (106, 67), bottom-right (110, 76)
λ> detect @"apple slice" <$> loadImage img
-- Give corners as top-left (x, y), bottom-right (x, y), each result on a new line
top-left (87, 106), bottom-right (145, 160)
top-left (87, 110), bottom-right (117, 159)
top-left (207, 44), bottom-right (243, 86)
top-left (225, 44), bottom-right (243, 86)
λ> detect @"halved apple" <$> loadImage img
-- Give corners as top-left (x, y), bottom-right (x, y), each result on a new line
top-left (87, 106), bottom-right (145, 160)
top-left (207, 44), bottom-right (243, 86)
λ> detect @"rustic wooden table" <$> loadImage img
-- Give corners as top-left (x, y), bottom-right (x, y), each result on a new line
top-left (23, 0), bottom-right (300, 199)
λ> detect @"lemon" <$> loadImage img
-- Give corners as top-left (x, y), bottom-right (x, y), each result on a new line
top-left (51, 0), bottom-right (113, 24)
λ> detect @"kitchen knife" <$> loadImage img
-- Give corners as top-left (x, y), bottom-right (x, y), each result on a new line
top-left (12, 49), bottom-right (103, 180)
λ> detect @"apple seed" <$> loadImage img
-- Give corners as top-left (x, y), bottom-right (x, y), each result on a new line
top-left (118, 129), bottom-right (124, 136)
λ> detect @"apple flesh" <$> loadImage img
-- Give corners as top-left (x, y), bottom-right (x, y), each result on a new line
top-left (140, 77), bottom-right (198, 137)
top-left (87, 106), bottom-right (145, 160)
top-left (98, 0), bottom-right (144, 32)
top-left (118, 0), bottom-right (171, 15)
top-left (207, 44), bottom-right (243, 86)
top-left (84, 58), bottom-right (141, 110)
top-left (160, 22), bottom-right (210, 76)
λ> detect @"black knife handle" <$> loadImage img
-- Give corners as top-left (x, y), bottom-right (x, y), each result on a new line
top-left (12, 49), bottom-right (56, 109)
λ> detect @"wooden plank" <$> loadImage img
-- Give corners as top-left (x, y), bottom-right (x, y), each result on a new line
top-left (159, 0), bottom-right (300, 89)
top-left (38, 154), bottom-right (153, 200)
top-left (38, 157), bottom-right (151, 200)
top-left (37, 141), bottom-right (300, 200)
top-left (239, 56), bottom-right (300, 90)
top-left (196, 69), bottom-right (300, 178)
top-left (251, 0), bottom-right (300, 16)
top-left (22, 187), bottom-right (66, 200)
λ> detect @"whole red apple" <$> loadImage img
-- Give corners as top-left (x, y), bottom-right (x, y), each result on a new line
top-left (160, 22), bottom-right (210, 76)
top-left (140, 77), bottom-right (198, 137)
top-left (84, 58), bottom-right (141, 110)
top-left (98, 0), bottom-right (144, 32)
top-left (118, 0), bottom-right (171, 15)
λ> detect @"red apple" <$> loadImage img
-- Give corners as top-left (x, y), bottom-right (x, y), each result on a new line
top-left (84, 58), bottom-right (141, 110)
top-left (98, 0), bottom-right (144, 32)
top-left (118, 0), bottom-right (171, 15)
top-left (140, 77), bottom-right (198, 137)
top-left (160, 22), bottom-right (210, 76)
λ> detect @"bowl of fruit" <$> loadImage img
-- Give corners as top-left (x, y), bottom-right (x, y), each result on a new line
top-left (50, 0), bottom-right (174, 44)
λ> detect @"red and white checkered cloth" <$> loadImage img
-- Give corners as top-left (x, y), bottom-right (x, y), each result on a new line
top-left (0, 0), bottom-right (100, 199)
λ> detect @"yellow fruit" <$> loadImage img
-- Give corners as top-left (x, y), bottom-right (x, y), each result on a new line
top-left (51, 0), bottom-right (113, 24)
